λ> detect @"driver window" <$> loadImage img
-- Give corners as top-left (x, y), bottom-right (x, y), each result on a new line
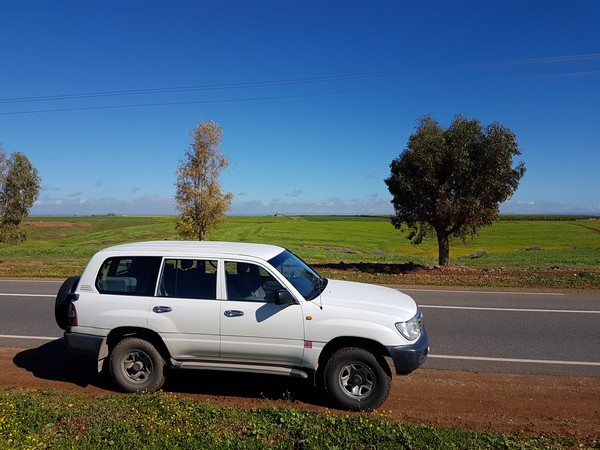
top-left (225, 261), bottom-right (283, 302)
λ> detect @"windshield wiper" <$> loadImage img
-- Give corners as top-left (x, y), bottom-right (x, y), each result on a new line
top-left (307, 277), bottom-right (328, 300)
top-left (318, 277), bottom-right (328, 293)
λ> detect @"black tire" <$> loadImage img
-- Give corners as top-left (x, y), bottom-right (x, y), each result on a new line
top-left (109, 338), bottom-right (166, 393)
top-left (323, 347), bottom-right (391, 411)
top-left (54, 276), bottom-right (80, 330)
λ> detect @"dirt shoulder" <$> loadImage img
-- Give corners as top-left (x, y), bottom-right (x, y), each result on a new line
top-left (1, 343), bottom-right (598, 444)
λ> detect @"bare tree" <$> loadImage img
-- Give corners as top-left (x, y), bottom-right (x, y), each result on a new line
top-left (175, 120), bottom-right (233, 240)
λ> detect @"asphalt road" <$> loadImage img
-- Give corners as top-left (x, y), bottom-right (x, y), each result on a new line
top-left (1, 279), bottom-right (599, 377)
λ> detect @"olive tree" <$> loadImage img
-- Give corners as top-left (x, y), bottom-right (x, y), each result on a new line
top-left (0, 147), bottom-right (41, 243)
top-left (385, 115), bottom-right (526, 267)
top-left (175, 119), bottom-right (233, 241)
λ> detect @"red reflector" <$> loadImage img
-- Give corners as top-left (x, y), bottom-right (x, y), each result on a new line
top-left (68, 303), bottom-right (78, 326)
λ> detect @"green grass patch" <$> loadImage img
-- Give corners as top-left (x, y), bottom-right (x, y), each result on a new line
top-left (0, 389), bottom-right (591, 449)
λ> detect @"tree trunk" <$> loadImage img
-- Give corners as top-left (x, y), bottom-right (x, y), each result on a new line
top-left (436, 228), bottom-right (450, 267)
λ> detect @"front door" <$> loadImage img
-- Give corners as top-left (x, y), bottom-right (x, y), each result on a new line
top-left (219, 261), bottom-right (305, 365)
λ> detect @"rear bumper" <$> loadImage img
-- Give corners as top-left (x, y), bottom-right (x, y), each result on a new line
top-left (64, 331), bottom-right (105, 359)
top-left (386, 328), bottom-right (429, 375)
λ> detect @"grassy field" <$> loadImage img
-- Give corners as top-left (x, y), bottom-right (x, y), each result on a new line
top-left (0, 389), bottom-right (590, 449)
top-left (1, 215), bottom-right (598, 288)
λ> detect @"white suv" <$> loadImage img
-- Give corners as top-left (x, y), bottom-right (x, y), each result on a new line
top-left (55, 241), bottom-right (428, 410)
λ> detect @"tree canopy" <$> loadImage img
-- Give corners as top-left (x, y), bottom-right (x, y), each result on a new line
top-left (175, 120), bottom-right (233, 241)
top-left (0, 146), bottom-right (41, 243)
top-left (385, 115), bottom-right (526, 266)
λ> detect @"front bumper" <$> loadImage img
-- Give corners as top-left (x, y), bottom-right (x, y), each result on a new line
top-left (386, 328), bottom-right (429, 375)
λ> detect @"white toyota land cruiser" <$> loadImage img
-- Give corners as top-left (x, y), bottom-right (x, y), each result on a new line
top-left (55, 241), bottom-right (428, 410)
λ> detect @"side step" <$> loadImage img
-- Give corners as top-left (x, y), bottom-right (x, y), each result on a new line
top-left (170, 359), bottom-right (309, 379)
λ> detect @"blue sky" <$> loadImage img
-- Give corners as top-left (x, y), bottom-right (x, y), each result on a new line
top-left (1, 0), bottom-right (599, 216)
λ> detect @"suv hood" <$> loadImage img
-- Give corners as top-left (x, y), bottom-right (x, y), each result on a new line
top-left (318, 279), bottom-right (418, 320)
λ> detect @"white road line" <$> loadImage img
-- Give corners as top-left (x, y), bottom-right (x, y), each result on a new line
top-left (429, 354), bottom-right (600, 367)
top-left (420, 304), bottom-right (600, 314)
top-left (0, 293), bottom-right (55, 298)
top-left (0, 334), bottom-right (58, 341)
top-left (0, 279), bottom-right (62, 283)
top-left (401, 288), bottom-right (565, 296)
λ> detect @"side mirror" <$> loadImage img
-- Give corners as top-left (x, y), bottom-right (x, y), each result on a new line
top-left (274, 290), bottom-right (295, 306)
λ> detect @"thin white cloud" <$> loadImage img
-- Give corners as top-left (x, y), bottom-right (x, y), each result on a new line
top-left (230, 197), bottom-right (393, 215)
top-left (500, 199), bottom-right (600, 215)
top-left (286, 190), bottom-right (303, 198)
top-left (30, 195), bottom-right (600, 217)
top-left (34, 198), bottom-right (64, 207)
top-left (31, 195), bottom-right (176, 215)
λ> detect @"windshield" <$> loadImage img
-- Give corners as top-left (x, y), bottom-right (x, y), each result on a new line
top-left (268, 250), bottom-right (327, 300)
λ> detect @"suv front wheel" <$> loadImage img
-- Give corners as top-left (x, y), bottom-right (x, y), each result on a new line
top-left (110, 338), bottom-right (166, 392)
top-left (324, 347), bottom-right (391, 411)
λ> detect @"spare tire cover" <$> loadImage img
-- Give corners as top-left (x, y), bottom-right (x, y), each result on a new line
top-left (55, 275), bottom-right (80, 330)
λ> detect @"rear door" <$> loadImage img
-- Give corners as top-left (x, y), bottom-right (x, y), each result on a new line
top-left (147, 258), bottom-right (221, 359)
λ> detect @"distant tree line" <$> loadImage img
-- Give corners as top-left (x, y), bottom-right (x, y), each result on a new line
top-left (498, 215), bottom-right (596, 221)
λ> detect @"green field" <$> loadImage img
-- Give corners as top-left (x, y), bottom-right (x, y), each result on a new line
top-left (1, 215), bottom-right (599, 289)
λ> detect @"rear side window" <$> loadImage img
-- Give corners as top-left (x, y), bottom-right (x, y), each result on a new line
top-left (96, 256), bottom-right (161, 296)
top-left (158, 259), bottom-right (218, 300)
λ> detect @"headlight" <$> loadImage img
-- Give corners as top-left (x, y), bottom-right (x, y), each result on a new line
top-left (395, 310), bottom-right (423, 341)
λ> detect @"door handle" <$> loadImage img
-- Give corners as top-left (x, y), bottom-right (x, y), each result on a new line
top-left (224, 310), bottom-right (244, 317)
top-left (152, 306), bottom-right (173, 313)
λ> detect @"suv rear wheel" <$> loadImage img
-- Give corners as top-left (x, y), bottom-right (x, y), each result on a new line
top-left (324, 347), bottom-right (391, 411)
top-left (109, 338), bottom-right (166, 392)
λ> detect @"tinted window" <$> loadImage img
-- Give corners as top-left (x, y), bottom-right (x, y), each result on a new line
top-left (268, 250), bottom-right (324, 300)
top-left (96, 256), bottom-right (161, 296)
top-left (225, 261), bottom-right (284, 302)
top-left (158, 259), bottom-right (217, 300)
